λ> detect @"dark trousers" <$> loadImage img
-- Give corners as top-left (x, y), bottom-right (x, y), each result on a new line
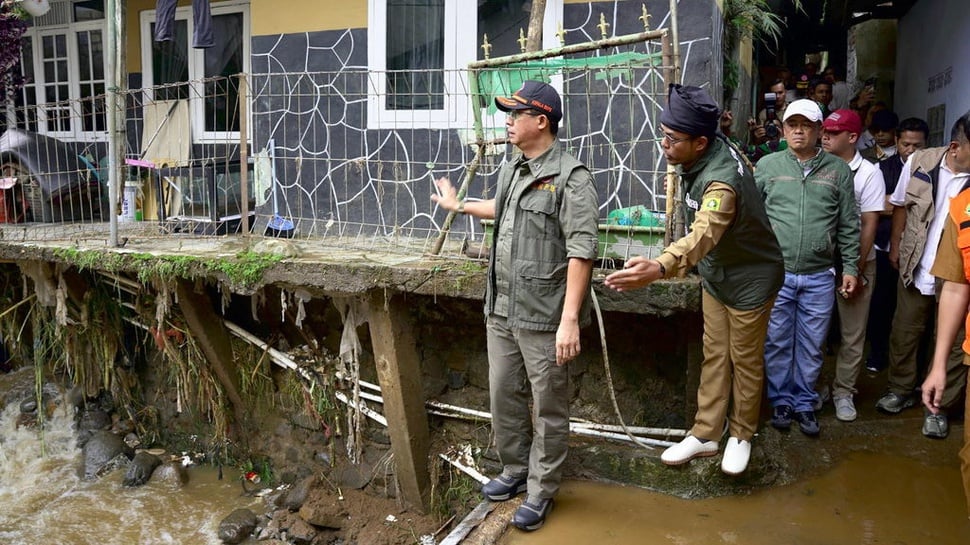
top-left (866, 249), bottom-right (897, 365)
top-left (155, 0), bottom-right (213, 48)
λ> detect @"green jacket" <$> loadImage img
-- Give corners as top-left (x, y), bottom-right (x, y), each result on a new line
top-left (486, 141), bottom-right (599, 331)
top-left (755, 148), bottom-right (860, 276)
top-left (682, 138), bottom-right (784, 309)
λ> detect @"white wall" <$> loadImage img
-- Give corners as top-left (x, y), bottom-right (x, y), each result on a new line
top-left (895, 0), bottom-right (970, 145)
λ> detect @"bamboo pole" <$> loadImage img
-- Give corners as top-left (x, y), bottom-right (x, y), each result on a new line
top-left (429, 63), bottom-right (489, 256)
top-left (467, 29), bottom-right (668, 70)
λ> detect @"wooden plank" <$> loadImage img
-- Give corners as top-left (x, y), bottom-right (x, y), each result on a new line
top-left (366, 290), bottom-right (431, 513)
top-left (176, 279), bottom-right (246, 425)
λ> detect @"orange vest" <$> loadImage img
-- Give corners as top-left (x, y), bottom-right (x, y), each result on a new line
top-left (946, 187), bottom-right (970, 355)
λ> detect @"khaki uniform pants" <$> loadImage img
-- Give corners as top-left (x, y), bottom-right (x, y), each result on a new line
top-left (834, 263), bottom-right (876, 397)
top-left (693, 291), bottom-right (774, 442)
top-left (888, 279), bottom-right (967, 407)
top-left (486, 315), bottom-right (569, 500)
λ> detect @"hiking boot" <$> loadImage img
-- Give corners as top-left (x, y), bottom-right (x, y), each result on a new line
top-left (794, 410), bottom-right (820, 436)
top-left (512, 495), bottom-right (553, 531)
top-left (922, 412), bottom-right (949, 439)
top-left (771, 405), bottom-right (794, 430)
top-left (481, 473), bottom-right (527, 501)
top-left (721, 437), bottom-right (751, 476)
top-left (661, 435), bottom-right (718, 466)
top-left (875, 392), bottom-right (916, 414)
top-left (833, 394), bottom-right (857, 422)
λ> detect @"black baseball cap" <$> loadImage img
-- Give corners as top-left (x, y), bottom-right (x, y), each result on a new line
top-left (495, 81), bottom-right (563, 124)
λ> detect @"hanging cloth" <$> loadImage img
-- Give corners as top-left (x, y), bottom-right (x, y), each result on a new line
top-left (155, 0), bottom-right (214, 49)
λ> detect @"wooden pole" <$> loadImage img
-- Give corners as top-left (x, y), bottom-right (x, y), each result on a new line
top-left (365, 290), bottom-right (431, 513)
top-left (526, 0), bottom-right (547, 52)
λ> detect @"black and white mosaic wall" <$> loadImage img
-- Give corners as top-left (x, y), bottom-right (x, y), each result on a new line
top-left (249, 1), bottom-right (719, 245)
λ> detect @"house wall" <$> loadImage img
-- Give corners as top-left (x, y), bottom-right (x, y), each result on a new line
top-left (895, 0), bottom-right (970, 145)
top-left (251, 0), bottom-right (364, 35)
top-left (248, 0), bottom-right (721, 236)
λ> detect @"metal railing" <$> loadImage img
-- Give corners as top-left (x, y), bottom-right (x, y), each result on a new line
top-left (1, 31), bottom-right (676, 264)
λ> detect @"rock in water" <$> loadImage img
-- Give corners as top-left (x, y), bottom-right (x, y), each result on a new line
top-left (151, 461), bottom-right (190, 488)
top-left (78, 431), bottom-right (133, 480)
top-left (123, 451), bottom-right (162, 487)
top-left (218, 508), bottom-right (257, 544)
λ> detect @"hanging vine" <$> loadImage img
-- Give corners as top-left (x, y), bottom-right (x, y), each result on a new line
top-left (0, 2), bottom-right (28, 100)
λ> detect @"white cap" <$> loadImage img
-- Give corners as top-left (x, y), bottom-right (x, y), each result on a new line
top-left (782, 99), bottom-right (823, 123)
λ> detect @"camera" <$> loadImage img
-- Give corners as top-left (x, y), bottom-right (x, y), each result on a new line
top-left (763, 92), bottom-right (780, 139)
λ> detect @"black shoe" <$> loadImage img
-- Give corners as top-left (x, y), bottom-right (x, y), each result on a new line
top-left (481, 474), bottom-right (527, 501)
top-left (865, 357), bottom-right (886, 374)
top-left (771, 405), bottom-right (794, 430)
top-left (512, 496), bottom-right (553, 531)
top-left (794, 410), bottom-right (820, 436)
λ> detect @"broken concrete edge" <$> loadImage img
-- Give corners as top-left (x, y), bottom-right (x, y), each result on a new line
top-left (0, 240), bottom-right (701, 315)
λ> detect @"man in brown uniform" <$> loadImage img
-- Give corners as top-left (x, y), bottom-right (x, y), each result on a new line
top-left (606, 85), bottom-right (784, 474)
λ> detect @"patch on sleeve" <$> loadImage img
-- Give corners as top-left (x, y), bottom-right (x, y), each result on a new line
top-left (704, 196), bottom-right (722, 211)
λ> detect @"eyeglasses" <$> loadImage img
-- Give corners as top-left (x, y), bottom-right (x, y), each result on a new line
top-left (661, 131), bottom-right (691, 145)
top-left (509, 110), bottom-right (542, 121)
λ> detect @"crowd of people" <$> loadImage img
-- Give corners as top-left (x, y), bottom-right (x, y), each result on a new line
top-left (433, 76), bottom-right (970, 532)
top-left (648, 73), bottom-right (970, 523)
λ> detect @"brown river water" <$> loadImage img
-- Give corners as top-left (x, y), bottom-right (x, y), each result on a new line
top-left (3, 386), bottom-right (970, 544)
top-left (0, 401), bottom-right (259, 545)
top-left (500, 451), bottom-right (970, 545)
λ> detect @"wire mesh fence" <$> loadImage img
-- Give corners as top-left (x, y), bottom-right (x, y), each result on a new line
top-left (0, 32), bottom-right (675, 264)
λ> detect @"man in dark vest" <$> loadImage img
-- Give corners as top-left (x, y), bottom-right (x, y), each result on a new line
top-left (432, 81), bottom-right (598, 531)
top-left (606, 85), bottom-right (784, 475)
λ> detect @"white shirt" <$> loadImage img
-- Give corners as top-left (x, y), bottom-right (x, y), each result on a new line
top-left (889, 154), bottom-right (970, 295)
top-left (848, 152), bottom-right (886, 262)
top-left (830, 81), bottom-right (853, 110)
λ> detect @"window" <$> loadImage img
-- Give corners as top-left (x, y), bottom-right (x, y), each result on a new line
top-left (367, 0), bottom-right (562, 130)
top-left (140, 1), bottom-right (250, 143)
top-left (11, 1), bottom-right (106, 139)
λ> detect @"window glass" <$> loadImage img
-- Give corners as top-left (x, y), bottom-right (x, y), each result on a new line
top-left (41, 33), bottom-right (71, 132)
top-left (77, 29), bottom-right (106, 132)
top-left (203, 13), bottom-right (244, 132)
top-left (16, 38), bottom-right (38, 132)
top-left (73, 0), bottom-right (105, 22)
top-left (386, 0), bottom-right (444, 110)
top-left (150, 20), bottom-right (190, 101)
top-left (478, 0), bottom-right (531, 60)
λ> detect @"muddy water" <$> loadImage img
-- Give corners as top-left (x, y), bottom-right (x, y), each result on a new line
top-left (0, 401), bottom-right (259, 545)
top-left (500, 451), bottom-right (970, 545)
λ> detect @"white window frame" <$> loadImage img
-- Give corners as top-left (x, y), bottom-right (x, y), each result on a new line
top-left (367, 0), bottom-right (563, 130)
top-left (21, 17), bottom-right (108, 142)
top-left (139, 0), bottom-right (251, 144)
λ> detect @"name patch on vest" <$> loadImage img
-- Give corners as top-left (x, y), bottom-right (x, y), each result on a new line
top-left (913, 170), bottom-right (932, 184)
top-left (685, 193), bottom-right (699, 211)
top-left (531, 176), bottom-right (557, 193)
